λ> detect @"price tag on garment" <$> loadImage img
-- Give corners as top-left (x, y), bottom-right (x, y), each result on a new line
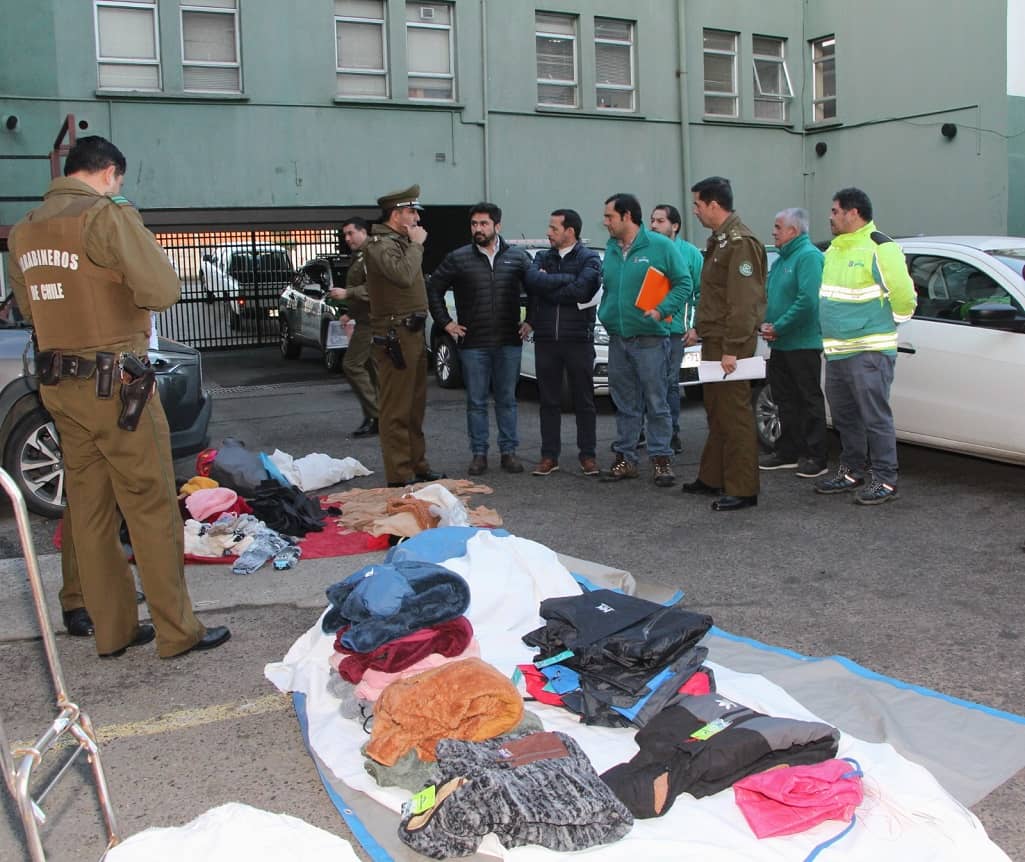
top-left (535, 650), bottom-right (574, 669)
top-left (409, 785), bottom-right (437, 815)
top-left (689, 717), bottom-right (733, 741)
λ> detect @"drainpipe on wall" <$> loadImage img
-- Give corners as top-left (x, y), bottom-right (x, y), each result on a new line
top-left (676, 0), bottom-right (694, 241)
top-left (480, 0), bottom-right (490, 200)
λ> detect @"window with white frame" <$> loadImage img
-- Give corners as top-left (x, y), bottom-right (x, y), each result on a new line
top-left (595, 18), bottom-right (634, 111)
top-left (703, 29), bottom-right (737, 117)
top-left (335, 0), bottom-right (388, 98)
top-left (811, 35), bottom-right (836, 122)
top-left (406, 2), bottom-right (454, 101)
top-left (181, 0), bottom-right (240, 93)
top-left (752, 35), bottom-right (792, 122)
top-left (94, 0), bottom-right (161, 91)
top-left (535, 12), bottom-right (577, 107)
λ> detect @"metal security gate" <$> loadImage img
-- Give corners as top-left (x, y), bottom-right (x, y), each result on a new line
top-left (156, 228), bottom-right (343, 349)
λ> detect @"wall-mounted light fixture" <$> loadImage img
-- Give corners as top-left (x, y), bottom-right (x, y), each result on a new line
top-left (940, 123), bottom-right (957, 140)
top-left (814, 141), bottom-right (827, 157)
top-left (2, 115), bottom-right (19, 132)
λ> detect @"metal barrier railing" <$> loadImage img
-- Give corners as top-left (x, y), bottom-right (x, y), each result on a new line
top-left (0, 468), bottom-right (119, 861)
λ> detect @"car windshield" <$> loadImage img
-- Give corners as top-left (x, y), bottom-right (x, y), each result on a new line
top-left (230, 250), bottom-right (294, 284)
top-left (986, 249), bottom-right (1025, 280)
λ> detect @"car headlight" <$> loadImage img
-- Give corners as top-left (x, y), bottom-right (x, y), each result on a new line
top-left (593, 323), bottom-right (610, 346)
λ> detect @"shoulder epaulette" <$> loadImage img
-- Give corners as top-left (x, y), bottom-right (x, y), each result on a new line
top-left (108, 194), bottom-right (135, 207)
top-left (870, 231), bottom-right (894, 245)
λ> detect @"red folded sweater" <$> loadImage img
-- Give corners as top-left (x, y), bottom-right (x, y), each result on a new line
top-left (333, 616), bottom-right (474, 683)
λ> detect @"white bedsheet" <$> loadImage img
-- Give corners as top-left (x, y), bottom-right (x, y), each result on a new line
top-left (265, 533), bottom-right (1010, 862)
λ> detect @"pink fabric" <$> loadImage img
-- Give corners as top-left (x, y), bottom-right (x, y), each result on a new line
top-left (186, 487), bottom-right (239, 521)
top-left (733, 758), bottom-right (863, 839)
top-left (355, 640), bottom-right (481, 701)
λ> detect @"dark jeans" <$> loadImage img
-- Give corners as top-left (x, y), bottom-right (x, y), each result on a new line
top-left (824, 351), bottom-right (898, 485)
top-left (535, 339), bottom-right (596, 460)
top-left (609, 334), bottom-right (672, 460)
top-left (767, 348), bottom-right (827, 463)
top-left (666, 334), bottom-right (685, 435)
top-left (459, 345), bottom-right (521, 455)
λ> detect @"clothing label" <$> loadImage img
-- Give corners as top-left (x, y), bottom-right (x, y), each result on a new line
top-left (689, 717), bottom-right (733, 741)
top-left (535, 650), bottom-right (574, 669)
top-left (409, 784), bottom-right (436, 815)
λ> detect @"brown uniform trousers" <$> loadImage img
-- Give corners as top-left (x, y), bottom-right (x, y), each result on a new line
top-left (40, 374), bottom-right (205, 656)
top-left (342, 255), bottom-right (379, 421)
top-left (373, 325), bottom-right (429, 483)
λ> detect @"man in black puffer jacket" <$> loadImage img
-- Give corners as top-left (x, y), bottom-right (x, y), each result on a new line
top-left (524, 209), bottom-right (602, 477)
top-left (427, 203), bottom-right (532, 475)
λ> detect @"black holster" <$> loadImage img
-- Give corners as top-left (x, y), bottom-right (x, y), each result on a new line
top-left (402, 311), bottom-right (427, 333)
top-left (95, 352), bottom-right (116, 399)
top-left (36, 350), bottom-right (62, 386)
top-left (118, 354), bottom-right (156, 431)
top-left (373, 328), bottom-right (406, 369)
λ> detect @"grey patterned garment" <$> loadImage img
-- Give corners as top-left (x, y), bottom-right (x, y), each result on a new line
top-left (398, 731), bottom-right (633, 858)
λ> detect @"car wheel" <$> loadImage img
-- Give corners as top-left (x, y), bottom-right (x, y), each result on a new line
top-left (434, 335), bottom-right (463, 389)
top-left (753, 384), bottom-right (781, 451)
top-left (324, 349), bottom-right (343, 373)
top-left (3, 407), bottom-right (66, 519)
top-left (280, 320), bottom-right (301, 359)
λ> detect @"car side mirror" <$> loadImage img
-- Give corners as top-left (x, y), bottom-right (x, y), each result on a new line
top-left (967, 302), bottom-right (1025, 332)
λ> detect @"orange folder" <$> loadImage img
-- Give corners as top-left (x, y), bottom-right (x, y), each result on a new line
top-left (634, 266), bottom-right (673, 322)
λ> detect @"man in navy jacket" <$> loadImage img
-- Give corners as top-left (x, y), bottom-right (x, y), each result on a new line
top-left (524, 209), bottom-right (602, 476)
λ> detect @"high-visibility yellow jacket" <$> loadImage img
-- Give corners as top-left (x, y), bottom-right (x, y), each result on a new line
top-left (819, 221), bottom-right (916, 358)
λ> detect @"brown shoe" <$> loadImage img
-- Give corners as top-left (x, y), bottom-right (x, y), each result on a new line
top-left (468, 455), bottom-right (487, 476)
top-left (579, 457), bottom-right (600, 476)
top-left (601, 454), bottom-right (638, 482)
top-left (652, 455), bottom-right (675, 487)
top-left (532, 458), bottom-right (559, 476)
top-left (500, 452), bottom-right (525, 474)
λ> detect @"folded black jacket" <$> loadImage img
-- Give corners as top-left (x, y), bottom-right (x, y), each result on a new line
top-left (600, 693), bottom-right (840, 818)
top-left (522, 590), bottom-right (713, 695)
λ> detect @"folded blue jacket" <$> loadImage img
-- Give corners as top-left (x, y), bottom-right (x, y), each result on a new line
top-left (322, 560), bottom-right (471, 653)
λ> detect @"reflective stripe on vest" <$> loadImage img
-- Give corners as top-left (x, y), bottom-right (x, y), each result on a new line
top-left (820, 283), bottom-right (884, 302)
top-left (822, 331), bottom-right (899, 355)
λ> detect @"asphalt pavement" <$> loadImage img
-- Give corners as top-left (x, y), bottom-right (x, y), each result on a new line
top-left (1, 345), bottom-right (1023, 861)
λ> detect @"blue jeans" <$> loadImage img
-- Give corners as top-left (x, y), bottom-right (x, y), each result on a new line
top-left (609, 335), bottom-right (672, 460)
top-left (666, 334), bottom-right (686, 435)
top-left (460, 345), bottom-right (521, 455)
top-left (824, 351), bottom-right (898, 485)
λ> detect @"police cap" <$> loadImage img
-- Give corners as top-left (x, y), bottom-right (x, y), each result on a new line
top-left (377, 184), bottom-right (424, 212)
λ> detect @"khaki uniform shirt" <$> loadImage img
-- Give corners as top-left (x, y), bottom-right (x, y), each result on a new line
top-left (344, 248), bottom-right (371, 323)
top-left (8, 177), bottom-right (179, 354)
top-left (364, 223), bottom-right (428, 331)
top-left (694, 212), bottom-right (767, 357)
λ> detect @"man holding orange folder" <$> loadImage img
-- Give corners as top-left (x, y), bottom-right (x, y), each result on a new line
top-left (598, 193), bottom-right (692, 487)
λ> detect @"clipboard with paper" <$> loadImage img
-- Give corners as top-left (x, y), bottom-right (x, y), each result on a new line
top-left (698, 356), bottom-right (766, 383)
top-left (634, 266), bottom-right (673, 322)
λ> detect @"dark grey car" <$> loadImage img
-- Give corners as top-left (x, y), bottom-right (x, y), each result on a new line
top-left (0, 324), bottom-right (212, 518)
top-left (278, 255), bottom-right (352, 372)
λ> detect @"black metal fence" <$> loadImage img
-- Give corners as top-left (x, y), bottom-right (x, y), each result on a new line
top-left (156, 228), bottom-right (344, 349)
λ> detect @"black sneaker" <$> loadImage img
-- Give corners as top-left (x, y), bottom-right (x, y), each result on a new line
top-left (759, 453), bottom-right (799, 471)
top-left (854, 480), bottom-right (899, 505)
top-left (814, 465), bottom-right (865, 494)
top-left (795, 458), bottom-right (828, 478)
top-left (669, 433), bottom-right (683, 454)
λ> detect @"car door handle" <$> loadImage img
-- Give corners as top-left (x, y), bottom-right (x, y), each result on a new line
top-left (897, 343), bottom-right (916, 355)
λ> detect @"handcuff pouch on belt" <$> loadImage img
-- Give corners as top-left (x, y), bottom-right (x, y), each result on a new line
top-left (402, 311), bottom-right (427, 333)
top-left (35, 349), bottom-right (116, 398)
top-left (373, 328), bottom-right (406, 369)
top-left (117, 353), bottom-right (156, 432)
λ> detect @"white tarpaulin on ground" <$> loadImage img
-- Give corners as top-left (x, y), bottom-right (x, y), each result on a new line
top-left (265, 531), bottom-right (1013, 861)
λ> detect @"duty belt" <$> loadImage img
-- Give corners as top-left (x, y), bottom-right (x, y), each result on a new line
top-left (35, 351), bottom-right (97, 380)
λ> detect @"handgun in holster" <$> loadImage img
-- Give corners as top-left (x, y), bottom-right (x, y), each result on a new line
top-left (373, 328), bottom-right (406, 369)
top-left (117, 353), bottom-right (156, 431)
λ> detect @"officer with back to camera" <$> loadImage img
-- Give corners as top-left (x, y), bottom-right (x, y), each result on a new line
top-left (7, 135), bottom-right (230, 658)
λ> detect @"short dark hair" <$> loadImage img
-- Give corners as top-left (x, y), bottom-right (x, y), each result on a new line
top-left (833, 187), bottom-right (873, 222)
top-left (469, 202), bottom-right (502, 224)
top-left (690, 176), bottom-right (733, 211)
top-left (604, 193), bottom-right (643, 226)
top-left (653, 204), bottom-right (682, 233)
top-left (341, 216), bottom-right (370, 233)
top-left (63, 136), bottom-right (126, 177)
top-left (550, 208), bottom-right (582, 240)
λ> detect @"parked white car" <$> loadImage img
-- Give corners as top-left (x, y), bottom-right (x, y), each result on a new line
top-left (200, 244), bottom-right (292, 329)
top-left (756, 236), bottom-right (1025, 465)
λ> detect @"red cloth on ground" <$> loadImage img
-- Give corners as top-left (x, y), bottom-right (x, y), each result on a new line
top-left (678, 667), bottom-right (713, 696)
top-left (333, 616), bottom-right (474, 683)
top-left (733, 758), bottom-right (863, 838)
top-left (517, 664), bottom-right (567, 706)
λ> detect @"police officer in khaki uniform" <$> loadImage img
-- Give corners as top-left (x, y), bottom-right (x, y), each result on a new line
top-left (329, 217), bottom-right (379, 437)
top-left (363, 185), bottom-right (443, 487)
top-left (7, 136), bottom-right (230, 657)
top-left (682, 176), bottom-right (767, 511)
